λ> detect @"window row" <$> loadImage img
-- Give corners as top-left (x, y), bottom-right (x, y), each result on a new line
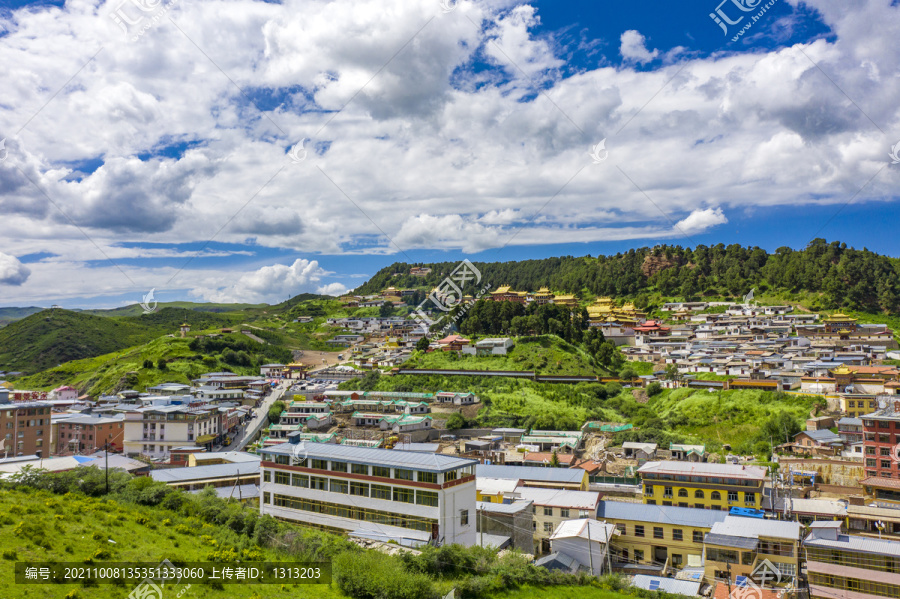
top-left (644, 487), bottom-right (757, 503)
top-left (266, 470), bottom-right (439, 507)
top-left (808, 573), bottom-right (899, 598)
top-left (270, 494), bottom-right (438, 532)
top-left (265, 458), bottom-right (446, 483)
top-left (642, 475), bottom-right (760, 487)
top-left (625, 524), bottom-right (702, 543)
top-left (536, 506), bottom-right (593, 518)
top-left (807, 548), bottom-right (900, 573)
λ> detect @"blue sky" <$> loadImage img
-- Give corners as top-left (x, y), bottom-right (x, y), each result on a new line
top-left (0, 0), bottom-right (897, 308)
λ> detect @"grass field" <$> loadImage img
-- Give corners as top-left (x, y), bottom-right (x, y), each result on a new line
top-left (0, 486), bottom-right (341, 599)
top-left (0, 484), bottom-right (668, 599)
top-left (495, 586), bottom-right (649, 599)
top-left (365, 368), bottom-right (820, 452)
top-left (16, 334), bottom-right (263, 396)
top-left (404, 336), bottom-right (602, 376)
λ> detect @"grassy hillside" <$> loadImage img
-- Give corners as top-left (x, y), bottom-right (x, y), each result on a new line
top-left (359, 367), bottom-right (820, 452)
top-left (2, 470), bottom-right (658, 599)
top-left (0, 480), bottom-right (335, 599)
top-left (0, 308), bottom-right (243, 375)
top-left (16, 328), bottom-right (295, 396)
top-left (404, 336), bottom-right (602, 376)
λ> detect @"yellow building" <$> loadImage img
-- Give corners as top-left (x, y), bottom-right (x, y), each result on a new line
top-left (532, 287), bottom-right (553, 305)
top-left (585, 297), bottom-right (645, 326)
top-left (597, 501), bottom-right (727, 569)
top-left (703, 516), bottom-right (801, 587)
top-left (839, 393), bottom-right (878, 418)
top-left (637, 462), bottom-right (767, 510)
top-left (552, 294), bottom-right (578, 307)
top-left (476, 477), bottom-right (521, 503)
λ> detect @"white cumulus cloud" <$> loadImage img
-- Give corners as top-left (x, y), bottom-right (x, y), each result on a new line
top-left (194, 259), bottom-right (335, 303)
top-left (317, 282), bottom-right (349, 296)
top-left (0, 253), bottom-right (31, 286)
top-left (619, 30), bottom-right (659, 64)
top-left (675, 208), bottom-right (728, 236)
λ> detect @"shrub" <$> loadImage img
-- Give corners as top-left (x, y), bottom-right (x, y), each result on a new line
top-left (13, 520), bottom-right (50, 549)
top-left (93, 547), bottom-right (112, 559)
top-left (207, 547), bottom-right (239, 562)
top-left (646, 382), bottom-right (662, 396)
top-left (334, 551), bottom-right (433, 599)
top-left (1, 549), bottom-right (17, 560)
top-left (445, 413), bottom-right (466, 430)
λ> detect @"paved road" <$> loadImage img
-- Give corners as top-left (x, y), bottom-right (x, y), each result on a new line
top-left (233, 380), bottom-right (292, 451)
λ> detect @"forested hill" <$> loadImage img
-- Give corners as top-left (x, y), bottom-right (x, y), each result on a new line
top-left (355, 239), bottom-right (900, 314)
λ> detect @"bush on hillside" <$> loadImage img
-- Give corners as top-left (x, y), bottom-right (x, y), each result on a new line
top-left (334, 550), bottom-right (433, 599)
top-left (445, 413), bottom-right (466, 430)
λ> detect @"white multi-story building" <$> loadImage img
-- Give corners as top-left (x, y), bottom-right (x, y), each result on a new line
top-left (123, 404), bottom-right (221, 459)
top-left (259, 441), bottom-right (478, 547)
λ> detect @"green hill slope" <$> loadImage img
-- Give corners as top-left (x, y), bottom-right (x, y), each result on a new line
top-left (0, 308), bottom-right (243, 375)
top-left (3, 471), bottom-right (655, 599)
top-left (404, 335), bottom-right (601, 376)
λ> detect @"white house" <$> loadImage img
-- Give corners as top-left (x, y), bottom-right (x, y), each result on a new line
top-left (260, 441), bottom-right (478, 547)
top-left (462, 338), bottom-right (514, 356)
top-left (260, 364), bottom-right (285, 377)
top-left (435, 391), bottom-right (478, 405)
top-left (50, 386), bottom-right (79, 402)
top-left (549, 519), bottom-right (617, 575)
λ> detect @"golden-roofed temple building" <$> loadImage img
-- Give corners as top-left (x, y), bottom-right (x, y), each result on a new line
top-left (585, 297), bottom-right (646, 327)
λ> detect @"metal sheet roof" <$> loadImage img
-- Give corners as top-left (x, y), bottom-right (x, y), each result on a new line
top-left (550, 518), bottom-right (616, 541)
top-left (704, 532), bottom-right (759, 550)
top-left (514, 487), bottom-right (600, 510)
top-left (709, 516), bottom-right (801, 541)
top-left (149, 462), bottom-right (260, 482)
top-left (476, 500), bottom-right (533, 514)
top-left (262, 441), bottom-right (476, 472)
top-left (476, 464), bottom-right (585, 484)
top-left (638, 461), bottom-right (767, 480)
top-left (631, 575), bottom-right (702, 597)
top-left (804, 533), bottom-right (900, 557)
top-left (476, 533), bottom-right (510, 549)
top-left (597, 501), bottom-right (729, 528)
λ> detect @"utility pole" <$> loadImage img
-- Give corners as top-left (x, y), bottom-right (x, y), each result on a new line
top-left (587, 518), bottom-right (594, 576)
top-left (604, 521), bottom-right (612, 576)
top-left (479, 506), bottom-right (482, 548)
top-left (726, 563), bottom-right (732, 599)
top-left (105, 441), bottom-right (109, 495)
